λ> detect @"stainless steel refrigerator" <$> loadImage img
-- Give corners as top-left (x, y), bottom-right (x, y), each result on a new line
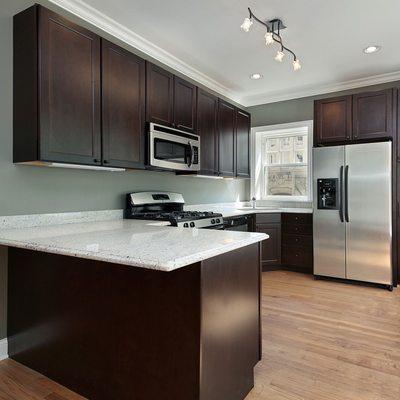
top-left (313, 142), bottom-right (393, 288)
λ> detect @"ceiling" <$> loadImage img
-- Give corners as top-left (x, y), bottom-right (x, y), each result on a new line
top-left (16, 0), bottom-right (400, 105)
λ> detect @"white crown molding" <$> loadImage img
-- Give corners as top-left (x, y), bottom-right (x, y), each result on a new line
top-left (47, 1), bottom-right (400, 109)
top-left (241, 71), bottom-right (400, 107)
top-left (47, 0), bottom-right (241, 103)
top-left (0, 338), bottom-right (8, 361)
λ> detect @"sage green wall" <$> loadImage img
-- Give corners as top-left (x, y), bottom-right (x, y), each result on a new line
top-left (248, 81), bottom-right (400, 127)
top-left (0, 1), bottom-right (249, 217)
top-left (0, 0), bottom-right (249, 340)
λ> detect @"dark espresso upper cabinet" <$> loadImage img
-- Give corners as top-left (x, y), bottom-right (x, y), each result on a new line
top-left (236, 109), bottom-right (251, 178)
top-left (218, 100), bottom-right (236, 177)
top-left (314, 89), bottom-right (396, 146)
top-left (146, 63), bottom-right (174, 127)
top-left (352, 89), bottom-right (394, 140)
top-left (314, 96), bottom-right (352, 145)
top-left (14, 5), bottom-right (102, 165)
top-left (146, 62), bottom-right (197, 133)
top-left (102, 40), bottom-right (146, 169)
top-left (197, 89), bottom-right (218, 175)
top-left (39, 7), bottom-right (102, 165)
top-left (174, 77), bottom-right (197, 132)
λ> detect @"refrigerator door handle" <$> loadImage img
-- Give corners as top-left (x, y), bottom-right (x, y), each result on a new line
top-left (339, 166), bottom-right (344, 223)
top-left (344, 165), bottom-right (349, 222)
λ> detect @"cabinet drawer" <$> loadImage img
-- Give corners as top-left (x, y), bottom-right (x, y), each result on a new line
top-left (282, 223), bottom-right (312, 235)
top-left (256, 213), bottom-right (281, 224)
top-left (282, 234), bottom-right (313, 248)
top-left (282, 245), bottom-right (313, 268)
top-left (282, 213), bottom-right (312, 226)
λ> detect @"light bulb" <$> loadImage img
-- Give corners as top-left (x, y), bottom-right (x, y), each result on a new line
top-left (240, 17), bottom-right (253, 32)
top-left (293, 59), bottom-right (301, 71)
top-left (264, 31), bottom-right (274, 46)
top-left (275, 50), bottom-right (284, 62)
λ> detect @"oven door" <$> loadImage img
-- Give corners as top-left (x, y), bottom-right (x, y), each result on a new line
top-left (149, 129), bottom-right (200, 171)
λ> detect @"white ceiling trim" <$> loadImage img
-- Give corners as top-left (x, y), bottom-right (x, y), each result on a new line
top-left (47, 0), bottom-right (400, 109)
top-left (241, 70), bottom-right (400, 107)
top-left (47, 0), bottom-right (241, 103)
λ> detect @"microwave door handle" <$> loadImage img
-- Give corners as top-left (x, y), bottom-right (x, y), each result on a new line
top-left (188, 141), bottom-right (194, 167)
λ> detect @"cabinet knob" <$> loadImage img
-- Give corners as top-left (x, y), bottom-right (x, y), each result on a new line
top-left (103, 160), bottom-right (109, 164)
top-left (93, 158), bottom-right (100, 163)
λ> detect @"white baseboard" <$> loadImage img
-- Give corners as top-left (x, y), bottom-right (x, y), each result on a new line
top-left (0, 338), bottom-right (8, 361)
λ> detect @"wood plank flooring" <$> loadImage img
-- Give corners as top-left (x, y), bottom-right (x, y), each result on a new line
top-left (0, 271), bottom-right (399, 400)
top-left (247, 271), bottom-right (400, 400)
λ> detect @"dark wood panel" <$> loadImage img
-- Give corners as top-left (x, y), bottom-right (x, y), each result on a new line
top-left (314, 96), bottom-right (352, 145)
top-left (255, 213), bottom-right (281, 224)
top-left (217, 100), bottom-right (236, 176)
top-left (282, 244), bottom-right (313, 273)
top-left (146, 62), bottom-right (174, 126)
top-left (353, 89), bottom-right (394, 140)
top-left (200, 243), bottom-right (260, 400)
top-left (256, 223), bottom-right (281, 270)
top-left (197, 89), bottom-right (218, 175)
top-left (13, 5), bottom-right (39, 163)
top-left (39, 7), bottom-right (101, 165)
top-left (282, 213), bottom-right (312, 226)
top-left (282, 233), bottom-right (313, 248)
top-left (101, 40), bottom-right (146, 169)
top-left (8, 248), bottom-right (201, 400)
top-left (8, 245), bottom-right (262, 400)
top-left (174, 77), bottom-right (197, 132)
top-left (282, 223), bottom-right (313, 235)
top-left (236, 109), bottom-right (251, 178)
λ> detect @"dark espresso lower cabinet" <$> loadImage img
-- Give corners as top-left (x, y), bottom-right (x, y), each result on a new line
top-left (281, 213), bottom-right (313, 273)
top-left (8, 244), bottom-right (261, 400)
top-left (254, 212), bottom-right (313, 273)
top-left (255, 214), bottom-right (281, 271)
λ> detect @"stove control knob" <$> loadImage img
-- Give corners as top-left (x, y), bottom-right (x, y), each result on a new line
top-left (216, 218), bottom-right (221, 223)
top-left (190, 222), bottom-right (195, 228)
top-left (211, 219), bottom-right (215, 224)
top-left (183, 223), bottom-right (189, 228)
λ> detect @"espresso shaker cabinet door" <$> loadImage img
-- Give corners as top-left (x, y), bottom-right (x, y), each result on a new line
top-left (352, 89), bottom-right (394, 140)
top-left (146, 62), bottom-right (174, 127)
top-left (314, 96), bottom-right (352, 145)
top-left (102, 40), bottom-right (146, 169)
top-left (39, 7), bottom-right (101, 165)
top-left (197, 89), bottom-right (218, 175)
top-left (218, 100), bottom-right (236, 177)
top-left (174, 77), bottom-right (197, 133)
top-left (236, 109), bottom-right (251, 178)
top-left (256, 223), bottom-right (281, 269)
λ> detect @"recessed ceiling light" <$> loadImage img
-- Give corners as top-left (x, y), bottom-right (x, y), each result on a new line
top-left (363, 45), bottom-right (381, 54)
top-left (250, 73), bottom-right (263, 80)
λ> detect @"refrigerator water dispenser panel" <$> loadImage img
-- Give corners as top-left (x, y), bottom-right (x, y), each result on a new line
top-left (317, 179), bottom-right (339, 210)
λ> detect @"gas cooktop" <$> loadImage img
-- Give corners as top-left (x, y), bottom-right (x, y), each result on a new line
top-left (124, 192), bottom-right (224, 229)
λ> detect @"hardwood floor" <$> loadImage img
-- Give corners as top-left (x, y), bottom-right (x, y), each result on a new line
top-left (247, 271), bottom-right (400, 400)
top-left (0, 271), bottom-right (399, 400)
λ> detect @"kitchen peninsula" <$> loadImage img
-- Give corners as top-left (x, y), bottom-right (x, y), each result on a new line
top-left (0, 215), bottom-right (267, 400)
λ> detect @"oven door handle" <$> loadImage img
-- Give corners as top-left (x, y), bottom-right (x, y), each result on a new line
top-left (188, 141), bottom-right (194, 167)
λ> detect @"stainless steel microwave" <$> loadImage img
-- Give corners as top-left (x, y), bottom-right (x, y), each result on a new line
top-left (149, 123), bottom-right (200, 171)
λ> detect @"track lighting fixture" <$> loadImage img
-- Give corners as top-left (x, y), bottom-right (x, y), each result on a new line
top-left (240, 7), bottom-right (301, 71)
top-left (240, 17), bottom-right (253, 32)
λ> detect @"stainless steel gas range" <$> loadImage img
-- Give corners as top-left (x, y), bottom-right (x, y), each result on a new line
top-left (124, 192), bottom-right (224, 229)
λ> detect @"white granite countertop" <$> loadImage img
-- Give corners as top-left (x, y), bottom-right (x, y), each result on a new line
top-left (185, 204), bottom-right (313, 218)
top-left (0, 203), bottom-right (313, 272)
top-left (0, 218), bottom-right (267, 272)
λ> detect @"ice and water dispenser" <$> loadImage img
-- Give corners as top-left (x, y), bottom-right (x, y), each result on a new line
top-left (317, 179), bottom-right (339, 210)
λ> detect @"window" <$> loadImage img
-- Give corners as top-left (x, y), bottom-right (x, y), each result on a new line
top-left (252, 121), bottom-right (313, 202)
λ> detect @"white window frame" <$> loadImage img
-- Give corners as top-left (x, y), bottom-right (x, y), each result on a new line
top-left (251, 120), bottom-right (313, 202)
